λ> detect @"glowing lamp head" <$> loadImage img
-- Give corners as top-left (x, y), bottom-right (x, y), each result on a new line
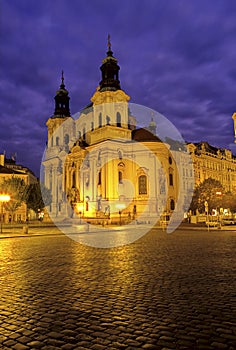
top-left (0, 194), bottom-right (11, 202)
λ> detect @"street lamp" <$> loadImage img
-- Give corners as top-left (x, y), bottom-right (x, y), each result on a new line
top-left (0, 194), bottom-right (10, 233)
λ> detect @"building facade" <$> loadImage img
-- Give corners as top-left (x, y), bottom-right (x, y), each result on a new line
top-left (43, 42), bottom-right (193, 223)
top-left (43, 41), bottom-right (236, 224)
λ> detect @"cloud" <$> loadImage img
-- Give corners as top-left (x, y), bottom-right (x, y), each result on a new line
top-left (1, 0), bottom-right (236, 176)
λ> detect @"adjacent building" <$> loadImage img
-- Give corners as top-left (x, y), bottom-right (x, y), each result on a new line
top-left (0, 154), bottom-right (37, 223)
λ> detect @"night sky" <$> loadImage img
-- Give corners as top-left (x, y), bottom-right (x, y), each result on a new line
top-left (1, 0), bottom-right (236, 176)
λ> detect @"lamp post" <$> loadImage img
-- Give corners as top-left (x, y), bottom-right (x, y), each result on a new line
top-left (204, 201), bottom-right (209, 231)
top-left (216, 191), bottom-right (222, 229)
top-left (0, 194), bottom-right (10, 233)
top-left (116, 203), bottom-right (126, 226)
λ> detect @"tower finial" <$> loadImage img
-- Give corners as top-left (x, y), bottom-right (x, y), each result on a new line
top-left (108, 34), bottom-right (111, 51)
top-left (60, 70), bottom-right (65, 89)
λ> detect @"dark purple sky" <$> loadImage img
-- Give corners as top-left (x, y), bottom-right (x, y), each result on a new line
top-left (1, 0), bottom-right (236, 176)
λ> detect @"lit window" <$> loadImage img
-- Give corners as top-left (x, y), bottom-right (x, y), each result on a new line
top-left (139, 175), bottom-right (147, 194)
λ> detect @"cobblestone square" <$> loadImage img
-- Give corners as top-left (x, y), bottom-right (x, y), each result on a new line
top-left (0, 227), bottom-right (235, 349)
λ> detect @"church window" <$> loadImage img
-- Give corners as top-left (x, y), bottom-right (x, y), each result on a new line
top-left (56, 136), bottom-right (59, 146)
top-left (106, 116), bottom-right (110, 125)
top-left (139, 175), bottom-right (147, 194)
top-left (116, 112), bottom-right (121, 127)
top-left (99, 113), bottom-right (102, 128)
top-left (118, 150), bottom-right (122, 160)
top-left (118, 171), bottom-right (123, 184)
top-left (72, 171), bottom-right (76, 188)
top-left (170, 199), bottom-right (175, 211)
top-left (169, 173), bottom-right (173, 186)
top-left (98, 171), bottom-right (101, 185)
top-left (64, 134), bottom-right (69, 145)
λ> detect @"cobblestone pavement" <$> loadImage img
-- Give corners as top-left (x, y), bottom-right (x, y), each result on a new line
top-left (0, 228), bottom-right (235, 349)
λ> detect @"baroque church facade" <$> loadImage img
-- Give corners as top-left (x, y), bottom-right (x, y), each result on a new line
top-left (43, 41), bottom-right (194, 223)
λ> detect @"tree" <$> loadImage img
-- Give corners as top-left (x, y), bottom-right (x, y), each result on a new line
top-left (221, 192), bottom-right (236, 213)
top-left (26, 182), bottom-right (52, 214)
top-left (190, 178), bottom-right (224, 214)
top-left (0, 177), bottom-right (28, 220)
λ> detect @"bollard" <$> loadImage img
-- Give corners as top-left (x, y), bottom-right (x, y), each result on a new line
top-left (23, 225), bottom-right (28, 234)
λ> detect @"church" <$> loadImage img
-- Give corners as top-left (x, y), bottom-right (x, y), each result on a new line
top-left (42, 39), bottom-right (194, 225)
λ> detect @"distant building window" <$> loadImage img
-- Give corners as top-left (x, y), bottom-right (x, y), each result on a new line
top-left (116, 112), bottom-right (121, 127)
top-left (91, 122), bottom-right (94, 131)
top-left (169, 173), bottom-right (173, 186)
top-left (106, 116), bottom-right (110, 125)
top-left (83, 127), bottom-right (86, 139)
top-left (51, 137), bottom-right (53, 147)
top-left (169, 156), bottom-right (172, 164)
top-left (170, 199), bottom-right (175, 211)
top-left (56, 136), bottom-right (59, 146)
top-left (139, 175), bottom-right (147, 195)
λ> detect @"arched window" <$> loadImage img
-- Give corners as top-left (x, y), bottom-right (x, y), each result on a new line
top-left (98, 171), bottom-right (101, 185)
top-left (106, 116), bottom-right (110, 125)
top-left (56, 136), bottom-right (59, 146)
top-left (139, 175), bottom-right (147, 195)
top-left (72, 171), bottom-right (76, 188)
top-left (99, 113), bottom-right (102, 128)
top-left (116, 112), bottom-right (121, 127)
top-left (169, 173), bottom-right (173, 186)
top-left (170, 199), bottom-right (175, 211)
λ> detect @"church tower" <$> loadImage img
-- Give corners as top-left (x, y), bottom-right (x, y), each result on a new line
top-left (44, 72), bottom-right (73, 217)
top-left (86, 35), bottom-right (132, 144)
top-left (46, 71), bottom-right (71, 143)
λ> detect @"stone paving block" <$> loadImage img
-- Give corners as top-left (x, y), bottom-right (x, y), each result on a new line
top-left (61, 344), bottom-right (76, 350)
top-left (26, 340), bottom-right (44, 348)
top-left (12, 344), bottom-right (30, 350)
